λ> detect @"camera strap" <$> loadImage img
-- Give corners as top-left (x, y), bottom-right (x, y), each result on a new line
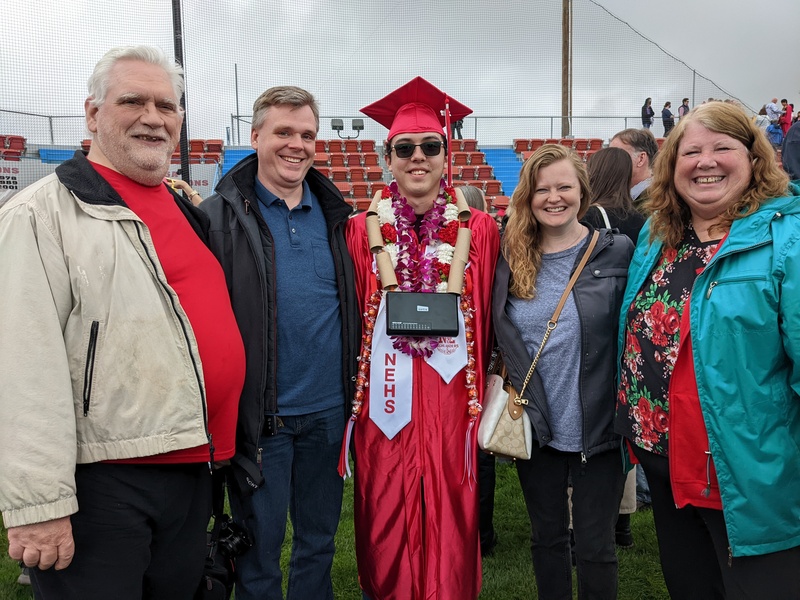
top-left (208, 469), bottom-right (227, 544)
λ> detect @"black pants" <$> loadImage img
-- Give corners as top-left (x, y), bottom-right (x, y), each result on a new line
top-left (31, 462), bottom-right (212, 600)
top-left (635, 447), bottom-right (800, 600)
top-left (516, 445), bottom-right (625, 600)
top-left (478, 450), bottom-right (496, 551)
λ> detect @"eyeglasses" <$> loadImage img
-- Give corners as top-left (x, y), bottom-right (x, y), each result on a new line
top-left (390, 141), bottom-right (445, 159)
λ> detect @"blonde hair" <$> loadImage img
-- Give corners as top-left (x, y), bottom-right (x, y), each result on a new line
top-left (646, 102), bottom-right (790, 248)
top-left (502, 145), bottom-right (590, 299)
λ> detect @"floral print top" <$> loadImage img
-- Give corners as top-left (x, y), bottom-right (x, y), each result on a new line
top-left (616, 225), bottom-right (720, 455)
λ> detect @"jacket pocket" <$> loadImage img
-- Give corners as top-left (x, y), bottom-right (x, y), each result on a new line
top-left (83, 321), bottom-right (99, 416)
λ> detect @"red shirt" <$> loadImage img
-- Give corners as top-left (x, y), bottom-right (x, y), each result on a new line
top-left (91, 163), bottom-right (245, 463)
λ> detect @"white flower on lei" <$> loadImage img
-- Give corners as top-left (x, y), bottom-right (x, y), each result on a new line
top-left (384, 243), bottom-right (398, 268)
top-left (436, 281), bottom-right (448, 293)
top-left (436, 243), bottom-right (455, 264)
top-left (376, 199), bottom-right (395, 225)
top-left (443, 203), bottom-right (459, 222)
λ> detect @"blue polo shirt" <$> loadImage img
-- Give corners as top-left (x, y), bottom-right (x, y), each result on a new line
top-left (254, 177), bottom-right (344, 415)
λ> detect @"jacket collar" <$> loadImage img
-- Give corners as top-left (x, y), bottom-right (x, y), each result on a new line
top-left (54, 150), bottom-right (209, 240)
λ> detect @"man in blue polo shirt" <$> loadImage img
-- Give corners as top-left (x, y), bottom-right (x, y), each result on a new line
top-left (200, 86), bottom-right (359, 600)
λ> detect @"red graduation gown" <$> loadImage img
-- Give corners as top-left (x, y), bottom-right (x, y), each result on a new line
top-left (345, 208), bottom-right (499, 600)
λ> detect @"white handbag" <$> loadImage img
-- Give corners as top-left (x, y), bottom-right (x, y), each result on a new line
top-left (478, 363), bottom-right (533, 460)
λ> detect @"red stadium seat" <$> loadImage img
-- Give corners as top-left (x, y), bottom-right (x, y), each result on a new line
top-left (327, 140), bottom-right (344, 153)
top-left (189, 139), bottom-right (206, 153)
top-left (348, 166), bottom-right (366, 181)
top-left (451, 152), bottom-right (469, 166)
top-left (206, 139), bottom-right (223, 153)
top-left (329, 153), bottom-right (346, 167)
top-left (314, 153), bottom-right (330, 167)
top-left (492, 195), bottom-right (510, 210)
top-left (370, 181), bottom-right (387, 195)
top-left (459, 166), bottom-right (477, 180)
top-left (484, 180), bottom-right (502, 196)
top-left (362, 153), bottom-right (380, 167)
top-left (359, 140), bottom-right (376, 153)
top-left (334, 181), bottom-right (352, 197)
top-left (462, 139), bottom-right (478, 152)
top-left (344, 140), bottom-right (360, 153)
top-left (476, 165), bottom-right (493, 179)
top-left (468, 152), bottom-right (485, 165)
top-left (513, 139), bottom-right (530, 153)
top-left (345, 153), bottom-right (363, 167)
top-left (331, 167), bottom-right (349, 182)
top-left (315, 140), bottom-right (328, 153)
top-left (351, 182), bottom-right (370, 198)
top-left (365, 166), bottom-right (384, 181)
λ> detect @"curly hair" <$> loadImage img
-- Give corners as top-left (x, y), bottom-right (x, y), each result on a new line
top-left (502, 144), bottom-right (590, 299)
top-left (646, 102), bottom-right (789, 248)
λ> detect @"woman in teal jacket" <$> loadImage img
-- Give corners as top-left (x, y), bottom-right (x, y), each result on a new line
top-left (615, 101), bottom-right (800, 599)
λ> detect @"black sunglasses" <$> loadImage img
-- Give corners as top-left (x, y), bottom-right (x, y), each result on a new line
top-left (390, 141), bottom-right (445, 159)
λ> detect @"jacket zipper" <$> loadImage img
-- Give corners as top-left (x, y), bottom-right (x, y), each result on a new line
top-left (701, 450), bottom-right (713, 497)
top-left (133, 222), bottom-right (212, 461)
top-left (82, 320), bottom-right (99, 416)
top-left (237, 193), bottom-right (274, 468)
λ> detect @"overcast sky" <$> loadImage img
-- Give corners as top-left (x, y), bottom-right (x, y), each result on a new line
top-left (595, 0), bottom-right (800, 109)
top-left (3, 0), bottom-right (798, 145)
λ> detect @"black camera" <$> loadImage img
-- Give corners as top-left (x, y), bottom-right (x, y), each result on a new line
top-left (216, 515), bottom-right (253, 559)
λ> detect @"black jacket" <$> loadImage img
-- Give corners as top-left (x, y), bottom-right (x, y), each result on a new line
top-left (492, 227), bottom-right (633, 459)
top-left (199, 154), bottom-right (360, 484)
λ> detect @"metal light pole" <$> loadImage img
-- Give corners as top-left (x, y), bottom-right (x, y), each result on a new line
top-left (172, 0), bottom-right (190, 182)
top-left (561, 0), bottom-right (572, 138)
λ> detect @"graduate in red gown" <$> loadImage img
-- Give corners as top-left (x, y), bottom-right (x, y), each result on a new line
top-left (339, 78), bottom-right (500, 600)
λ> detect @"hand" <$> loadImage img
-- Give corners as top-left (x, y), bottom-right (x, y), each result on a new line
top-left (8, 517), bottom-right (75, 570)
top-left (165, 178), bottom-right (203, 206)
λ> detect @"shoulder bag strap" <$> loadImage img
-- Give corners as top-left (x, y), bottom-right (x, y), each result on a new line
top-left (513, 229), bottom-right (600, 404)
top-left (594, 204), bottom-right (611, 228)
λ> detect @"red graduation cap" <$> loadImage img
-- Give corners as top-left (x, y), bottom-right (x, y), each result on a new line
top-left (361, 77), bottom-right (472, 185)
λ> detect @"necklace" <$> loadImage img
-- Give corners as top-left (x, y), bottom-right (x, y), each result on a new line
top-left (377, 180), bottom-right (460, 294)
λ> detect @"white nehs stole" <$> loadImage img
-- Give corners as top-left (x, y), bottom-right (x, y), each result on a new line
top-left (369, 294), bottom-right (467, 439)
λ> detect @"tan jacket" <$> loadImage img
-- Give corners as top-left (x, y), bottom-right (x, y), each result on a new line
top-left (0, 166), bottom-right (209, 528)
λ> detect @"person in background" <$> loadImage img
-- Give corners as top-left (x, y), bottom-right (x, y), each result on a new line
top-left (779, 99), bottom-right (794, 137)
top-left (585, 147), bottom-right (646, 244)
top-left (199, 85), bottom-right (359, 600)
top-left (641, 97), bottom-right (655, 129)
top-left (678, 98), bottom-right (691, 119)
top-left (610, 128), bottom-right (659, 207)
top-left (766, 121), bottom-right (784, 149)
top-left (616, 101), bottom-right (800, 598)
top-left (662, 102), bottom-right (675, 136)
top-left (462, 184), bottom-right (500, 557)
top-left (782, 119), bottom-right (800, 180)
top-left (345, 77), bottom-right (499, 599)
top-left (583, 146), bottom-right (646, 549)
top-left (494, 144), bottom-right (633, 599)
top-left (451, 118), bottom-right (464, 140)
top-left (461, 183), bottom-right (488, 212)
top-left (765, 97), bottom-right (782, 123)
top-left (0, 45), bottom-right (245, 598)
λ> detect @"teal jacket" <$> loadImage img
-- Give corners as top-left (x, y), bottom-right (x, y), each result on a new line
top-left (618, 184), bottom-right (800, 557)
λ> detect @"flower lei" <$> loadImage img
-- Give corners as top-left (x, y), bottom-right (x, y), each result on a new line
top-left (377, 179), bottom-right (460, 356)
top-left (345, 180), bottom-right (482, 461)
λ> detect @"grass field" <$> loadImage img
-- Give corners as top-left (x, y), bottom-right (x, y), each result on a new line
top-left (1, 461), bottom-right (668, 599)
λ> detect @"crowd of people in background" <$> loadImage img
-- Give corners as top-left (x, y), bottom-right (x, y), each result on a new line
top-left (1, 44), bottom-right (799, 600)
